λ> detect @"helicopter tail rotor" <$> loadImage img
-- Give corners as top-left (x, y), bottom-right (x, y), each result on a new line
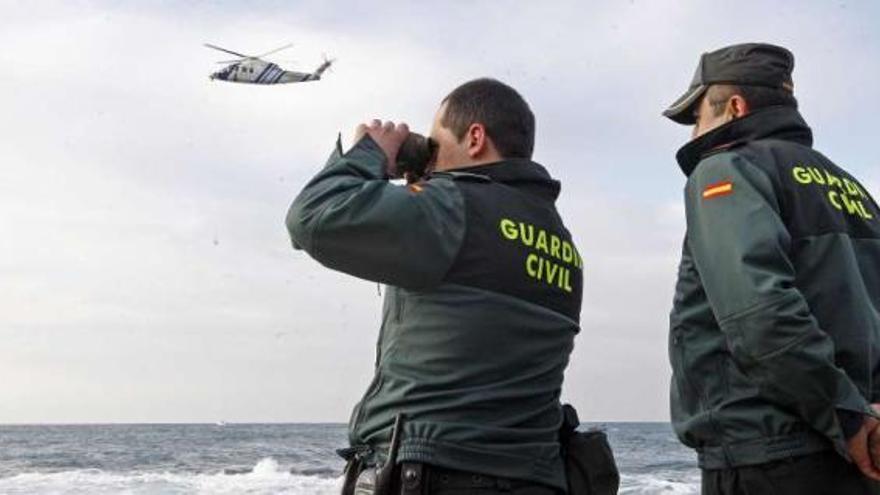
top-left (312, 53), bottom-right (335, 79)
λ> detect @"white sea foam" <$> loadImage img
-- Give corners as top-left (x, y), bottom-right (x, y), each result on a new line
top-left (0, 461), bottom-right (703, 495)
top-left (620, 472), bottom-right (700, 495)
top-left (0, 457), bottom-right (342, 495)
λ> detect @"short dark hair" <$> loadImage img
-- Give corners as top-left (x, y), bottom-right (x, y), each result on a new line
top-left (441, 78), bottom-right (535, 159)
top-left (708, 84), bottom-right (798, 116)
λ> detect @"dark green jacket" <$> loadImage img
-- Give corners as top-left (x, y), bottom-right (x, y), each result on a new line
top-left (669, 106), bottom-right (880, 469)
top-left (286, 136), bottom-right (584, 490)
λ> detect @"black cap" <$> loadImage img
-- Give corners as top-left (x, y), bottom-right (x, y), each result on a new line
top-left (663, 43), bottom-right (795, 125)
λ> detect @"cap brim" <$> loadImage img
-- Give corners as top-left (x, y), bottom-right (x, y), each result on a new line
top-left (662, 85), bottom-right (707, 125)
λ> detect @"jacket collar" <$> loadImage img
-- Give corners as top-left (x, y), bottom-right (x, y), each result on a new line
top-left (676, 106), bottom-right (813, 176)
top-left (436, 159), bottom-right (561, 201)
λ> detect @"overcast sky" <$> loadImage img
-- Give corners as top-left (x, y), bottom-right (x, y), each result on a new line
top-left (1, 0), bottom-right (878, 424)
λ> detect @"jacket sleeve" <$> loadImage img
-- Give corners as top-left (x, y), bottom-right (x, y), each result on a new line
top-left (685, 152), bottom-right (874, 457)
top-left (285, 135), bottom-right (466, 289)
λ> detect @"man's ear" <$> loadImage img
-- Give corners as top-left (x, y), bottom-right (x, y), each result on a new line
top-left (728, 94), bottom-right (750, 119)
top-left (465, 123), bottom-right (488, 158)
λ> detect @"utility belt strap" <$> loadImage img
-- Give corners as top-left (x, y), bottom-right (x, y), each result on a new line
top-left (348, 462), bottom-right (552, 495)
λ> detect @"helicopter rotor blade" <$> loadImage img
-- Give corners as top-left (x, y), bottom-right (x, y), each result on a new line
top-left (204, 43), bottom-right (250, 58)
top-left (256, 43), bottom-right (294, 58)
top-left (322, 53), bottom-right (337, 72)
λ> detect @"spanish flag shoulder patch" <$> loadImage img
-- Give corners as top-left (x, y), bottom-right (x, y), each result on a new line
top-left (702, 180), bottom-right (734, 200)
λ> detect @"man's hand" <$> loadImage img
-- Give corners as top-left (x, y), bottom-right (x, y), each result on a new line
top-left (354, 120), bottom-right (410, 176)
top-left (869, 404), bottom-right (880, 470)
top-left (870, 423), bottom-right (880, 471)
top-left (848, 415), bottom-right (880, 481)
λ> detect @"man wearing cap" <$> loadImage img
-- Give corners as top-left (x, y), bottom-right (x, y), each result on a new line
top-left (664, 43), bottom-right (880, 493)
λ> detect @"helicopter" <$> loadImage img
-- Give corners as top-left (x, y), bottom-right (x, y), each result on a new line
top-left (205, 43), bottom-right (334, 85)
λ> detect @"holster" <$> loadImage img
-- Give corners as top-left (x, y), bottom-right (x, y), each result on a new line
top-left (398, 463), bottom-right (425, 495)
top-left (341, 455), bottom-right (364, 495)
top-left (560, 403), bottom-right (620, 495)
top-left (341, 413), bottom-right (407, 495)
top-left (348, 463), bottom-right (426, 495)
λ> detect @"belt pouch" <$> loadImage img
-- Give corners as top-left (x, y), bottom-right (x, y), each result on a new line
top-left (560, 404), bottom-right (620, 495)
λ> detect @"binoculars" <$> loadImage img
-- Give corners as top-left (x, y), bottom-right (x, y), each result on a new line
top-left (396, 132), bottom-right (437, 183)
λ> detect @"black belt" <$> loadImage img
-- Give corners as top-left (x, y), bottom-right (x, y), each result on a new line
top-left (399, 463), bottom-right (556, 494)
top-left (341, 412), bottom-right (556, 494)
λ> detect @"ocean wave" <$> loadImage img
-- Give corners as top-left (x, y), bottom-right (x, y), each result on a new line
top-left (0, 458), bottom-right (703, 495)
top-left (0, 457), bottom-right (343, 495)
top-left (620, 471), bottom-right (700, 494)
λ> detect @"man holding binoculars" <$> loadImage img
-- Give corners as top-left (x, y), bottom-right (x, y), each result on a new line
top-left (287, 79), bottom-right (607, 494)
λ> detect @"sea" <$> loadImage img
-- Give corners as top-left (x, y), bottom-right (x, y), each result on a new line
top-left (0, 423), bottom-right (700, 494)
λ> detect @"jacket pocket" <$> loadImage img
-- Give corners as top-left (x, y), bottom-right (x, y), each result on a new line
top-left (670, 328), bottom-right (702, 415)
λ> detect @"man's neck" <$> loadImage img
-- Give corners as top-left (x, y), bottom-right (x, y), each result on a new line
top-left (435, 155), bottom-right (503, 172)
